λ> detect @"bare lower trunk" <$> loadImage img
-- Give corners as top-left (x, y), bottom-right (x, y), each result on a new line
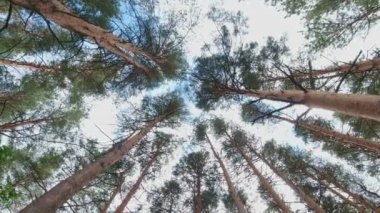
top-left (206, 134), bottom-right (248, 213)
top-left (272, 115), bottom-right (380, 154)
top-left (195, 176), bottom-right (203, 213)
top-left (20, 119), bottom-right (160, 213)
top-left (115, 153), bottom-right (159, 213)
top-left (0, 59), bottom-right (54, 72)
top-left (11, 0), bottom-right (155, 78)
top-left (237, 89), bottom-right (380, 122)
top-left (252, 149), bottom-right (325, 213)
top-left (233, 143), bottom-right (291, 212)
top-left (267, 58), bottom-right (380, 82)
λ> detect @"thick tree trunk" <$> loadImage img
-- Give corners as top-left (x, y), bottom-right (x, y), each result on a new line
top-left (11, 0), bottom-right (156, 78)
top-left (114, 153), bottom-right (159, 213)
top-left (236, 89), bottom-right (380, 122)
top-left (272, 115), bottom-right (380, 154)
top-left (205, 134), bottom-right (248, 213)
top-left (252, 150), bottom-right (325, 213)
top-left (0, 59), bottom-right (54, 72)
top-left (19, 118), bottom-right (161, 213)
top-left (267, 58), bottom-right (380, 82)
top-left (232, 141), bottom-right (291, 212)
top-left (99, 170), bottom-right (128, 213)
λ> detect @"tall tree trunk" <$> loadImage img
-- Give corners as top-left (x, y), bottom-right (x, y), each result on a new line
top-left (11, 0), bottom-right (156, 78)
top-left (20, 117), bottom-right (163, 213)
top-left (251, 149), bottom-right (325, 213)
top-left (115, 153), bottom-right (159, 213)
top-left (0, 117), bottom-right (52, 131)
top-left (205, 134), bottom-right (248, 213)
top-left (304, 170), bottom-right (365, 212)
top-left (0, 59), bottom-right (54, 72)
top-left (266, 57), bottom-right (380, 82)
top-left (195, 175), bottom-right (203, 213)
top-left (307, 168), bottom-right (378, 211)
top-left (99, 170), bottom-right (128, 213)
top-left (228, 135), bottom-right (291, 212)
top-left (233, 88), bottom-right (380, 122)
top-left (271, 115), bottom-right (380, 154)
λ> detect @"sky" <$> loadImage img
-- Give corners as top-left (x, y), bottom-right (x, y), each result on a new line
top-left (80, 0), bottom-right (380, 212)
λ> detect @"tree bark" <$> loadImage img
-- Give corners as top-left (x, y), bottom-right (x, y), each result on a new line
top-left (307, 168), bottom-right (378, 211)
top-left (10, 0), bottom-right (156, 79)
top-left (304, 170), bottom-right (365, 212)
top-left (271, 115), bottom-right (380, 154)
top-left (195, 175), bottom-right (203, 213)
top-left (251, 149), bottom-right (325, 213)
top-left (114, 153), bottom-right (159, 213)
top-left (230, 138), bottom-right (291, 212)
top-left (99, 170), bottom-right (128, 213)
top-left (205, 134), bottom-right (248, 213)
top-left (19, 117), bottom-right (162, 213)
top-left (235, 89), bottom-right (380, 122)
top-left (266, 57), bottom-right (380, 82)
top-left (0, 59), bottom-right (54, 72)
top-left (0, 117), bottom-right (52, 131)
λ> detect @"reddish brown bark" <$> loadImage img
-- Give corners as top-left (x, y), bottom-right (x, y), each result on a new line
top-left (0, 117), bottom-right (51, 131)
top-left (114, 153), bottom-right (159, 213)
top-left (233, 88), bottom-right (380, 122)
top-left (230, 138), bottom-right (291, 212)
top-left (252, 150), bottom-right (325, 213)
top-left (195, 175), bottom-right (203, 213)
top-left (267, 58), bottom-right (380, 82)
top-left (272, 115), bottom-right (380, 154)
top-left (11, 0), bottom-right (158, 79)
top-left (99, 170), bottom-right (128, 213)
top-left (205, 134), bottom-right (248, 213)
top-left (0, 59), bottom-right (55, 72)
top-left (19, 117), bottom-right (163, 213)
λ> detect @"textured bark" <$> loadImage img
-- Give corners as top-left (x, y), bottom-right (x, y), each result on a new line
top-left (237, 89), bottom-right (380, 122)
top-left (10, 0), bottom-right (156, 78)
top-left (266, 57), bottom-right (380, 82)
top-left (231, 140), bottom-right (291, 212)
top-left (20, 118), bottom-right (161, 213)
top-left (115, 153), bottom-right (158, 213)
top-left (252, 150), bottom-right (325, 213)
top-left (205, 134), bottom-right (248, 213)
top-left (0, 59), bottom-right (54, 72)
top-left (272, 115), bottom-right (380, 154)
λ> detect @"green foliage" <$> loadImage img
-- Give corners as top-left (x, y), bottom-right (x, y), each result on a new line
top-left (267, 0), bottom-right (380, 50)
top-left (222, 190), bottom-right (249, 213)
top-left (149, 180), bottom-right (182, 213)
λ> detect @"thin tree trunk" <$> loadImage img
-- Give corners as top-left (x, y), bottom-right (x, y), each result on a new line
top-left (307, 168), bottom-right (378, 211)
top-left (266, 58), bottom-right (380, 82)
top-left (234, 88), bottom-right (380, 122)
top-left (99, 170), bottom-right (128, 213)
top-left (11, 0), bottom-right (157, 79)
top-left (0, 117), bottom-right (52, 131)
top-left (0, 59), bottom-right (54, 72)
top-left (271, 115), bottom-right (380, 154)
top-left (195, 175), bottom-right (203, 213)
top-left (20, 117), bottom-right (163, 213)
top-left (229, 136), bottom-right (291, 212)
top-left (115, 153), bottom-right (159, 213)
top-left (251, 149), bottom-right (325, 213)
top-left (205, 134), bottom-right (248, 213)
top-left (304, 170), bottom-right (365, 212)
